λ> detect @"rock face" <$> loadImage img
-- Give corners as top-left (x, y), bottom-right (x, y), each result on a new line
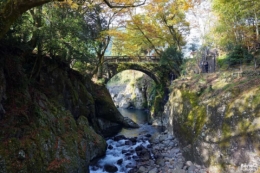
top-left (0, 68), bottom-right (6, 120)
top-left (93, 85), bottom-right (139, 132)
top-left (163, 74), bottom-right (260, 172)
top-left (107, 70), bottom-right (156, 110)
top-left (108, 84), bottom-right (147, 109)
top-left (0, 49), bottom-right (137, 172)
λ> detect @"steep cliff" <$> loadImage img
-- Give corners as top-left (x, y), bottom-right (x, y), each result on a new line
top-left (0, 46), bottom-right (137, 172)
top-left (163, 72), bottom-right (260, 172)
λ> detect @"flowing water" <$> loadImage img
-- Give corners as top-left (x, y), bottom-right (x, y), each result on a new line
top-left (117, 108), bottom-right (157, 137)
top-left (89, 108), bottom-right (160, 173)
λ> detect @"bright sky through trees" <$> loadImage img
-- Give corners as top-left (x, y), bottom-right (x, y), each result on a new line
top-left (184, 0), bottom-right (214, 56)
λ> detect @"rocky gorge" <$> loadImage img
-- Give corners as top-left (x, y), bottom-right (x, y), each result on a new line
top-left (105, 69), bottom-right (260, 173)
top-left (1, 44), bottom-right (260, 173)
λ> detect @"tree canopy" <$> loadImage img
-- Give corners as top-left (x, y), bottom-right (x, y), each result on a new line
top-left (8, 0), bottom-right (255, 78)
top-left (210, 0), bottom-right (260, 50)
top-left (110, 0), bottom-right (191, 56)
top-left (0, 0), bottom-right (146, 38)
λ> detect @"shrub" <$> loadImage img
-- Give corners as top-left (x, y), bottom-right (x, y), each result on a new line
top-left (224, 45), bottom-right (253, 67)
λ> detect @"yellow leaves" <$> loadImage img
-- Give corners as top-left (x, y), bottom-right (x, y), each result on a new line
top-left (59, 0), bottom-right (78, 9)
top-left (116, 0), bottom-right (143, 4)
top-left (108, 0), bottom-right (192, 55)
top-left (70, 3), bottom-right (79, 9)
top-left (183, 1), bottom-right (192, 10)
top-left (146, 0), bottom-right (192, 13)
top-left (107, 29), bottom-right (125, 38)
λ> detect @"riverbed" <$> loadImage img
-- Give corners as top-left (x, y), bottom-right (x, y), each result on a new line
top-left (89, 108), bottom-right (159, 173)
top-left (89, 108), bottom-right (208, 173)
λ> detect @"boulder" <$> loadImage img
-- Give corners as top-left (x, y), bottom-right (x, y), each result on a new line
top-left (114, 135), bottom-right (127, 141)
top-left (122, 117), bottom-right (139, 128)
top-left (104, 164), bottom-right (118, 173)
top-left (117, 159), bottom-right (123, 165)
top-left (148, 167), bottom-right (158, 173)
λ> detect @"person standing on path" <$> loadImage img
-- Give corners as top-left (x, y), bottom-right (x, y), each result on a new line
top-left (204, 61), bottom-right (209, 73)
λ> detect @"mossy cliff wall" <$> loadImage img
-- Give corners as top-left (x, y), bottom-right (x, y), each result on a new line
top-left (0, 48), bottom-right (136, 172)
top-left (164, 74), bottom-right (260, 173)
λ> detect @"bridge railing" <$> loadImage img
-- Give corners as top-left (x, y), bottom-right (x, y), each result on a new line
top-left (104, 56), bottom-right (160, 63)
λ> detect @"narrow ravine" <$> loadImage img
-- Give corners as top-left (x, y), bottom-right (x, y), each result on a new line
top-left (89, 109), bottom-right (208, 173)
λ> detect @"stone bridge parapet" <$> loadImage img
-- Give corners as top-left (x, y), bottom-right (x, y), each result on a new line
top-left (104, 56), bottom-right (160, 63)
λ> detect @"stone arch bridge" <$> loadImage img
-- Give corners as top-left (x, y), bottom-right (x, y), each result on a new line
top-left (101, 56), bottom-right (177, 116)
top-left (102, 56), bottom-right (175, 86)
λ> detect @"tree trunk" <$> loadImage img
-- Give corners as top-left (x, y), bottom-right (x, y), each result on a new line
top-left (97, 55), bottom-right (104, 79)
top-left (254, 10), bottom-right (259, 42)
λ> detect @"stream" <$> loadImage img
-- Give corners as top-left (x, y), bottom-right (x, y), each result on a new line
top-left (89, 108), bottom-right (162, 173)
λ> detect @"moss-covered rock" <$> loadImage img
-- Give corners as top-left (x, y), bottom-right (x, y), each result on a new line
top-left (0, 69), bottom-right (106, 173)
top-left (0, 48), bottom-right (137, 172)
top-left (164, 73), bottom-right (260, 172)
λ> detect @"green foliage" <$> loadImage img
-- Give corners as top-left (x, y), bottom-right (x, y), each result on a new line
top-left (96, 78), bottom-right (105, 86)
top-left (2, 3), bottom-right (96, 71)
top-left (180, 58), bottom-right (199, 75)
top-left (223, 45), bottom-right (253, 67)
top-left (106, 70), bottom-right (134, 86)
top-left (73, 60), bottom-right (95, 74)
top-left (4, 11), bottom-right (34, 44)
top-left (211, 0), bottom-right (260, 50)
top-left (160, 46), bottom-right (183, 76)
top-left (150, 84), bottom-right (164, 114)
top-left (217, 55), bottom-right (229, 69)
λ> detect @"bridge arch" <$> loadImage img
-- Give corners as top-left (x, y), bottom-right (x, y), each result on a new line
top-left (106, 65), bottom-right (160, 85)
top-left (102, 57), bottom-right (178, 117)
top-left (103, 56), bottom-right (162, 85)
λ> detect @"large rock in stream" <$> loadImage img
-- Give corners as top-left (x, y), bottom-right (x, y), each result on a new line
top-left (93, 84), bottom-right (139, 137)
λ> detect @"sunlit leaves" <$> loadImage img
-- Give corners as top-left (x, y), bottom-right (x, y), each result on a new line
top-left (211, 0), bottom-right (260, 49)
top-left (110, 0), bottom-right (192, 56)
top-left (102, 0), bottom-right (146, 8)
top-left (58, 0), bottom-right (79, 9)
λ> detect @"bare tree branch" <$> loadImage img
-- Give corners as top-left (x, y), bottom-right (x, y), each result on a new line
top-left (103, 0), bottom-right (146, 8)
